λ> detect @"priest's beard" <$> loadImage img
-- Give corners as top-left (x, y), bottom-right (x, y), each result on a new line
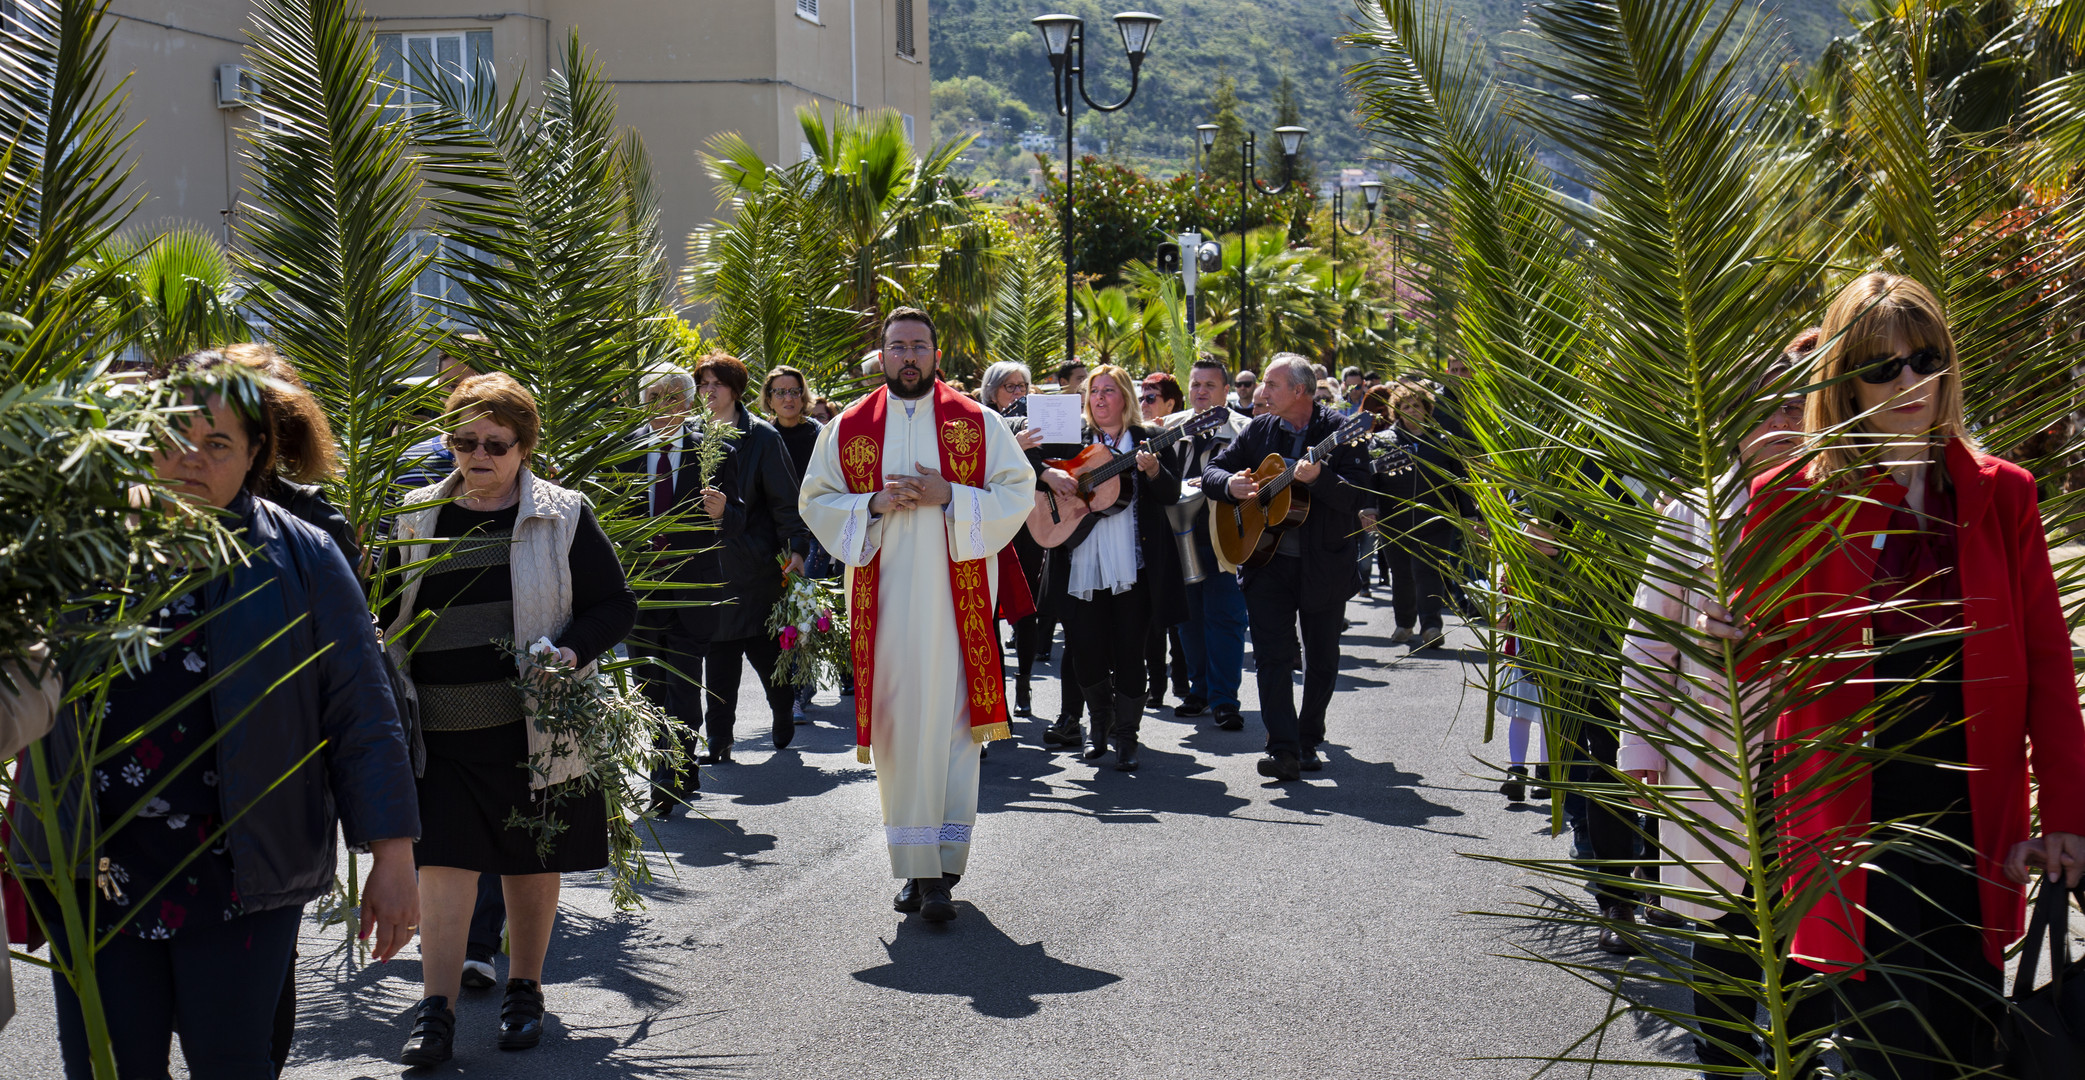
top-left (886, 366), bottom-right (935, 399)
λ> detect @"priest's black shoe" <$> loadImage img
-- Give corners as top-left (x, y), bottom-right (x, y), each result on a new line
top-left (1256, 752), bottom-right (1302, 782)
top-left (400, 996), bottom-right (455, 1068)
top-left (919, 877), bottom-right (957, 922)
top-left (498, 978), bottom-right (545, 1050)
top-left (893, 879), bottom-right (924, 913)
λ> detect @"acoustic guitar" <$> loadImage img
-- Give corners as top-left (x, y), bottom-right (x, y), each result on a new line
top-left (1210, 412), bottom-right (1376, 569)
top-left (1026, 406), bottom-right (1230, 549)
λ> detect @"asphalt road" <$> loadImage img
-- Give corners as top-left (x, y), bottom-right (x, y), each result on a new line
top-left (2, 588), bottom-right (1693, 1079)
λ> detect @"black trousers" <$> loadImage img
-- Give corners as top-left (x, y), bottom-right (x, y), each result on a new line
top-left (37, 889), bottom-right (302, 1080)
top-left (706, 632), bottom-right (790, 751)
top-left (1242, 556), bottom-right (1344, 758)
top-left (1064, 578), bottom-right (1153, 701)
top-left (1566, 697), bottom-right (1651, 906)
top-left (1834, 642), bottom-right (2001, 1079)
top-left (1384, 538), bottom-right (1449, 633)
top-left (1144, 622), bottom-right (1188, 700)
top-left (631, 616), bottom-right (707, 792)
top-left (1692, 908), bottom-right (1834, 1076)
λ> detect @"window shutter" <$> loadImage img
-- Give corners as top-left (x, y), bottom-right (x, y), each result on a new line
top-left (375, 33), bottom-right (404, 124)
top-left (466, 29), bottom-right (494, 97)
top-left (797, 0), bottom-right (820, 20)
top-left (896, 0), bottom-right (915, 59)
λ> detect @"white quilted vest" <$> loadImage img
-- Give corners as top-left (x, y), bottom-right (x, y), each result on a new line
top-left (386, 467), bottom-right (591, 789)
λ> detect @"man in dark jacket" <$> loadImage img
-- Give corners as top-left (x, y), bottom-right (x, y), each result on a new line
top-left (696, 354), bottom-right (811, 760)
top-left (1203, 355), bottom-right (1373, 782)
top-left (624, 367), bottom-right (747, 815)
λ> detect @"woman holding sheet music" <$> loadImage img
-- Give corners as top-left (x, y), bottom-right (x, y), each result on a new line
top-left (1034, 365), bottom-right (1186, 772)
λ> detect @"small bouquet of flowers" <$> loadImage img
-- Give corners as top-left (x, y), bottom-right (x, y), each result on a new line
top-left (766, 566), bottom-right (849, 687)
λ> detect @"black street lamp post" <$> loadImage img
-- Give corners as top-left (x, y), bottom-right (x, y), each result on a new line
top-left (1232, 125), bottom-right (1307, 373)
top-left (1032, 11), bottom-right (1162, 374)
top-left (1331, 179), bottom-right (1382, 372)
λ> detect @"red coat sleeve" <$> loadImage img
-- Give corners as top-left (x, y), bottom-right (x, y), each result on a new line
top-left (2007, 466), bottom-right (2085, 836)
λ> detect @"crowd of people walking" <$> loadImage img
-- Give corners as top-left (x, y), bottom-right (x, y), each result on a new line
top-left (3, 273), bottom-right (2082, 1080)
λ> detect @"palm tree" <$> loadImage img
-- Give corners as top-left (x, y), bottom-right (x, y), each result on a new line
top-left (87, 225), bottom-right (251, 370)
top-left (1071, 282), bottom-right (1143, 367)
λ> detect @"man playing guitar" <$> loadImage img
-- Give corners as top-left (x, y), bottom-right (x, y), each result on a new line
top-left (1202, 354), bottom-right (1375, 782)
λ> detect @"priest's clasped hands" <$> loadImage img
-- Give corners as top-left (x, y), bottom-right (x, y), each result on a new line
top-left (869, 464), bottom-right (954, 515)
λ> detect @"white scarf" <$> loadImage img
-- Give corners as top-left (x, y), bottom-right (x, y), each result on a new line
top-left (1068, 428), bottom-right (1143, 600)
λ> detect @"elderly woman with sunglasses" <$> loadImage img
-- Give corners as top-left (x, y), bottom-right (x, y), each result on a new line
top-left (384, 373), bottom-right (636, 1065)
top-left (1726, 273), bottom-right (2085, 1079)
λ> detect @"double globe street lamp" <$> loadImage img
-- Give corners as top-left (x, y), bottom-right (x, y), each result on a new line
top-left (1228, 125), bottom-right (1307, 373)
top-left (1032, 11), bottom-right (1162, 373)
top-left (1330, 178), bottom-right (1383, 375)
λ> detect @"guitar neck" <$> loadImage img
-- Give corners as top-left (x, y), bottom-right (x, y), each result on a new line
top-left (1260, 429), bottom-right (1345, 502)
top-left (1084, 425), bottom-right (1184, 487)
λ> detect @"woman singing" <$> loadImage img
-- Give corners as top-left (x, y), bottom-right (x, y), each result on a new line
top-left (1036, 365), bottom-right (1186, 770)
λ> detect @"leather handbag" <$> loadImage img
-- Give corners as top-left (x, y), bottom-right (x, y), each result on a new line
top-left (1995, 879), bottom-right (2085, 1077)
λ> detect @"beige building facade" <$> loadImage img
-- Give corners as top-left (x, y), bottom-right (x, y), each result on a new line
top-left (100, 0), bottom-right (930, 309)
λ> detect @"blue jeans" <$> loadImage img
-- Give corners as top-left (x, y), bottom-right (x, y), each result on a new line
top-left (1180, 555), bottom-right (1247, 712)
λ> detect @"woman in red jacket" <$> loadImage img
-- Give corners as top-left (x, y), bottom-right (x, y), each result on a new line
top-left (1740, 273), bottom-right (2085, 1078)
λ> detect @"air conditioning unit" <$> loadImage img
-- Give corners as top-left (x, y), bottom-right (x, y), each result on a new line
top-left (216, 64), bottom-right (262, 109)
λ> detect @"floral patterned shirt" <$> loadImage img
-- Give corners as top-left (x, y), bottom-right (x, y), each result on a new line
top-left (93, 592), bottom-right (243, 938)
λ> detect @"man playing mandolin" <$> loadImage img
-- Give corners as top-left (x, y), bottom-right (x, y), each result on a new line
top-left (1203, 355), bottom-right (1376, 782)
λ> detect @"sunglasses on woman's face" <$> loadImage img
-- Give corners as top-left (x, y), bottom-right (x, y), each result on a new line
top-left (1139, 394), bottom-right (1159, 405)
top-left (448, 435), bottom-right (515, 457)
top-left (1858, 348), bottom-right (1948, 385)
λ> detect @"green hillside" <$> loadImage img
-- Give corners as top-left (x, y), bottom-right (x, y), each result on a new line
top-left (929, 0), bottom-right (1860, 183)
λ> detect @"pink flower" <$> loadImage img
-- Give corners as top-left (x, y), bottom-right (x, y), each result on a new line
top-left (779, 626), bottom-right (799, 650)
top-left (815, 612), bottom-right (833, 633)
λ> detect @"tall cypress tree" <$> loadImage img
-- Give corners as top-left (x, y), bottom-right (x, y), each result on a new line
top-left (1274, 73), bottom-right (1315, 187)
top-left (1205, 73), bottom-right (1247, 183)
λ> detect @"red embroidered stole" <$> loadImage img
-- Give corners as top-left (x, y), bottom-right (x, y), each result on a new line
top-left (834, 381), bottom-right (1011, 763)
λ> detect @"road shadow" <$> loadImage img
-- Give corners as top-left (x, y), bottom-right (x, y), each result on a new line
top-left (1265, 745), bottom-right (1470, 833)
top-left (851, 905), bottom-right (1121, 1018)
top-left (719, 743), bottom-right (874, 806)
top-left (289, 906), bottom-right (712, 1076)
top-left (977, 738), bottom-right (1251, 823)
top-left (668, 815), bottom-right (780, 872)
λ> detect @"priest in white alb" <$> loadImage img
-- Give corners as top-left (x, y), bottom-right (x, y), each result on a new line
top-left (798, 307), bottom-right (1036, 922)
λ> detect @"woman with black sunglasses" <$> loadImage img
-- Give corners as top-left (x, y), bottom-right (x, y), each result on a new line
top-left (1734, 273), bottom-right (2085, 1078)
top-left (383, 373), bottom-right (637, 1065)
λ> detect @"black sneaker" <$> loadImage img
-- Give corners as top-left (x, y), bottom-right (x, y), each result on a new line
top-left (498, 978), bottom-right (545, 1050)
top-left (1173, 696), bottom-right (1208, 718)
top-left (1255, 752), bottom-right (1302, 782)
top-left (400, 996), bottom-right (456, 1067)
top-left (1298, 750), bottom-right (1323, 772)
top-left (461, 956), bottom-right (497, 990)
top-left (1214, 709), bottom-right (1244, 732)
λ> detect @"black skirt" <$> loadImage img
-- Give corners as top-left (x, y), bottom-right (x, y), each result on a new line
top-left (414, 721), bottom-right (609, 875)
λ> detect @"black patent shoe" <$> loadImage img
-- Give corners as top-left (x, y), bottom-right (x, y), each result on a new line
top-left (1501, 766), bottom-right (1528, 803)
top-left (1041, 717), bottom-right (1080, 748)
top-left (1113, 738), bottom-right (1141, 772)
top-left (400, 995), bottom-right (455, 1068)
top-left (920, 877), bottom-right (957, 923)
top-left (498, 978), bottom-right (545, 1050)
top-left (894, 879), bottom-right (924, 913)
top-left (1013, 679), bottom-right (1032, 716)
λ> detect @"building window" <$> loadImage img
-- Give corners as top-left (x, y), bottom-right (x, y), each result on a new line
top-left (374, 29), bottom-right (493, 123)
top-left (901, 113), bottom-right (915, 145)
top-left (412, 231), bottom-right (483, 328)
top-left (796, 0), bottom-right (820, 22)
top-left (895, 0), bottom-right (915, 59)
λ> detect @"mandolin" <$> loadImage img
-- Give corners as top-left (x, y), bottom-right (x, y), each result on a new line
top-left (1210, 412), bottom-right (1375, 569)
top-left (1026, 406), bottom-right (1230, 549)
